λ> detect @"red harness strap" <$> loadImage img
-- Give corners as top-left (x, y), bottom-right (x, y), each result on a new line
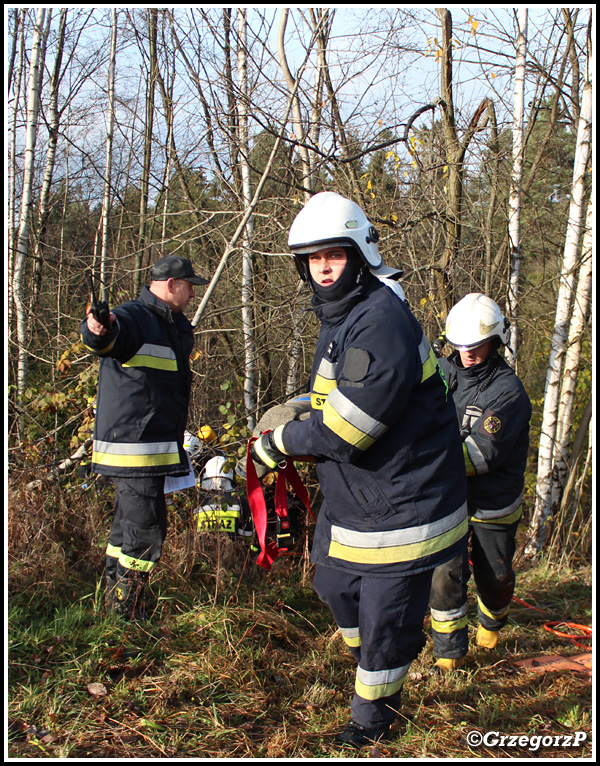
top-left (246, 436), bottom-right (315, 571)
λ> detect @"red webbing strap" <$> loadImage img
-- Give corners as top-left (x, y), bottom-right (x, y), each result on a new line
top-left (246, 437), bottom-right (315, 571)
top-left (246, 438), bottom-right (279, 570)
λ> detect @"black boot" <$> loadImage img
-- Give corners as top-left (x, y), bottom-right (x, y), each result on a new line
top-left (335, 720), bottom-right (392, 748)
top-left (112, 569), bottom-right (148, 622)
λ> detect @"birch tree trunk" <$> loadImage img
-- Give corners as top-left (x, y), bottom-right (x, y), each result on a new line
top-left (525, 37), bottom-right (593, 556)
top-left (100, 9), bottom-right (117, 299)
top-left (134, 8), bottom-right (157, 293)
top-left (12, 7), bottom-right (47, 399)
top-left (8, 8), bottom-right (26, 338)
top-left (551, 197), bottom-right (593, 510)
top-left (237, 8), bottom-right (257, 431)
top-left (30, 8), bottom-right (68, 312)
top-left (506, 8), bottom-right (527, 369)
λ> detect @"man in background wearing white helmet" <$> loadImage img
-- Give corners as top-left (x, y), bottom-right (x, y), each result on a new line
top-left (249, 191), bottom-right (468, 748)
top-left (429, 293), bottom-right (531, 671)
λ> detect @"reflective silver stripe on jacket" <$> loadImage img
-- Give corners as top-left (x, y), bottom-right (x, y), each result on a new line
top-left (93, 439), bottom-right (180, 467)
top-left (123, 343), bottom-right (178, 371)
top-left (464, 436), bottom-right (488, 474)
top-left (471, 495), bottom-right (523, 523)
top-left (322, 387), bottom-right (388, 450)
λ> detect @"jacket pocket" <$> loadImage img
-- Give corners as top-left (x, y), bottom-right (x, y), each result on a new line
top-left (339, 463), bottom-right (396, 522)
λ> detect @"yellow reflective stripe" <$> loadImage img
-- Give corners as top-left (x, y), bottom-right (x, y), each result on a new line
top-left (82, 334), bottom-right (117, 356)
top-left (195, 508), bottom-right (240, 532)
top-left (311, 358), bottom-right (337, 410)
top-left (329, 515), bottom-right (468, 566)
top-left (463, 443), bottom-right (477, 476)
top-left (431, 616), bottom-right (469, 634)
top-left (119, 553), bottom-right (155, 573)
top-left (123, 343), bottom-right (178, 371)
top-left (339, 626), bottom-right (361, 647)
top-left (322, 388), bottom-right (387, 451)
top-left (106, 544), bottom-right (121, 559)
top-left (355, 662), bottom-right (411, 701)
top-left (421, 347), bottom-right (438, 382)
top-left (93, 439), bottom-right (180, 467)
top-left (477, 596), bottom-right (510, 621)
top-left (471, 502), bottom-right (522, 525)
top-left (464, 436), bottom-right (487, 474)
top-left (252, 438), bottom-right (279, 469)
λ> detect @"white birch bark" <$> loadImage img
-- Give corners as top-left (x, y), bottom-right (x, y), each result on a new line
top-left (100, 8), bottom-right (117, 300)
top-left (8, 9), bottom-right (26, 337)
top-left (12, 7), bottom-right (47, 398)
top-left (551, 197), bottom-right (593, 509)
top-left (237, 8), bottom-right (257, 431)
top-left (526, 44), bottom-right (593, 556)
top-left (278, 8), bottom-right (313, 198)
top-left (506, 8), bottom-right (527, 369)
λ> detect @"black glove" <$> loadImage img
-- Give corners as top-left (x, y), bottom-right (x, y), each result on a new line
top-left (250, 429), bottom-right (288, 470)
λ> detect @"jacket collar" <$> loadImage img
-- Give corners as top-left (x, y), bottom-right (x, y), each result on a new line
top-left (140, 285), bottom-right (174, 323)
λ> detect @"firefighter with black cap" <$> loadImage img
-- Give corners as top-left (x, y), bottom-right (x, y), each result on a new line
top-left (81, 254), bottom-right (209, 621)
top-left (429, 293), bottom-right (531, 670)
top-left (249, 191), bottom-right (468, 748)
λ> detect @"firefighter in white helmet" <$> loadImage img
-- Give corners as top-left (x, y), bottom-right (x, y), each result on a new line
top-left (250, 191), bottom-right (468, 747)
top-left (429, 293), bottom-right (531, 671)
top-left (194, 455), bottom-right (252, 538)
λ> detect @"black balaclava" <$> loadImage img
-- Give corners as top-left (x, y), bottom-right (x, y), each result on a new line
top-left (302, 247), bottom-right (367, 303)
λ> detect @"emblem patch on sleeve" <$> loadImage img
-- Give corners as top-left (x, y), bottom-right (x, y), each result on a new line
top-left (483, 414), bottom-right (502, 434)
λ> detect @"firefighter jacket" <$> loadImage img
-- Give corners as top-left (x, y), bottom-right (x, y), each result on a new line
top-left (81, 286), bottom-right (194, 478)
top-left (279, 277), bottom-right (468, 577)
top-left (439, 350), bottom-right (531, 524)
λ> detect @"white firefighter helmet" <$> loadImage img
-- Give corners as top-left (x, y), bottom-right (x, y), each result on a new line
top-left (288, 191), bottom-right (402, 279)
top-left (183, 430), bottom-right (203, 457)
top-left (201, 455), bottom-right (235, 492)
top-left (445, 293), bottom-right (510, 349)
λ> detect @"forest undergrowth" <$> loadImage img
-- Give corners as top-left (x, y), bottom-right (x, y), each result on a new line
top-left (6, 472), bottom-right (593, 760)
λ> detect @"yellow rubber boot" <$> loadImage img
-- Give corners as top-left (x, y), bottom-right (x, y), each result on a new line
top-left (433, 657), bottom-right (465, 672)
top-left (476, 626), bottom-right (499, 649)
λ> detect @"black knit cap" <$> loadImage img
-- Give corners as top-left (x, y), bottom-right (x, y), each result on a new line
top-left (151, 255), bottom-right (208, 285)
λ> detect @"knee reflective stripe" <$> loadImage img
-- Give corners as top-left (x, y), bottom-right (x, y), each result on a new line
top-left (122, 343), bottom-right (178, 371)
top-left (477, 596), bottom-right (510, 622)
top-left (311, 358), bottom-right (337, 410)
top-left (431, 604), bottom-right (468, 634)
top-left (329, 503), bottom-right (468, 566)
top-left (471, 501), bottom-right (522, 525)
top-left (355, 661), bottom-right (411, 701)
top-left (106, 543), bottom-right (121, 560)
top-left (119, 553), bottom-right (155, 573)
top-left (322, 388), bottom-right (388, 451)
top-left (339, 626), bottom-right (361, 648)
top-left (93, 439), bottom-right (180, 468)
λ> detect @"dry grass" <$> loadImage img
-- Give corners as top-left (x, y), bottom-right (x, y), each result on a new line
top-left (7, 475), bottom-right (593, 759)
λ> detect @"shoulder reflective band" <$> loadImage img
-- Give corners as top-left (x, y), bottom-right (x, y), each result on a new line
top-left (322, 387), bottom-right (388, 451)
top-left (93, 440), bottom-right (180, 467)
top-left (311, 357), bottom-right (337, 410)
top-left (329, 502), bottom-right (468, 565)
top-left (123, 343), bottom-right (178, 371)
